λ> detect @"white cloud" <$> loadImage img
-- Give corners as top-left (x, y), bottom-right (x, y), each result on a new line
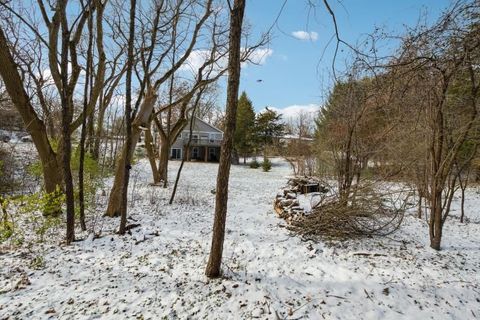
top-left (291, 30), bottom-right (318, 41)
top-left (181, 48), bottom-right (274, 74)
top-left (244, 48), bottom-right (273, 66)
top-left (180, 50), bottom-right (227, 75)
top-left (268, 104), bottom-right (320, 122)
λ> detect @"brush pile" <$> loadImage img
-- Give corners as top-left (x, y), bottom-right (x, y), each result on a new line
top-left (274, 178), bottom-right (408, 241)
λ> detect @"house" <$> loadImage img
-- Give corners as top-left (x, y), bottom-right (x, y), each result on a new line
top-left (169, 117), bottom-right (223, 162)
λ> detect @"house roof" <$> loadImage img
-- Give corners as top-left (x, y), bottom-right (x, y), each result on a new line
top-left (182, 116), bottom-right (223, 134)
top-left (281, 134), bottom-right (314, 141)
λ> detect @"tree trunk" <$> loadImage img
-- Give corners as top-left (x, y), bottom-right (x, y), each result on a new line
top-left (429, 189), bottom-right (443, 250)
top-left (0, 26), bottom-right (62, 195)
top-left (232, 148), bottom-right (239, 165)
top-left (417, 194), bottom-right (423, 219)
top-left (105, 89), bottom-right (157, 217)
top-left (59, 4), bottom-right (75, 245)
top-left (78, 11), bottom-right (94, 232)
top-left (93, 93), bottom-right (106, 160)
top-left (145, 126), bottom-right (161, 184)
top-left (205, 0), bottom-right (245, 278)
top-left (460, 186), bottom-right (466, 223)
top-left (158, 138), bottom-right (170, 185)
top-left (118, 0), bottom-right (137, 235)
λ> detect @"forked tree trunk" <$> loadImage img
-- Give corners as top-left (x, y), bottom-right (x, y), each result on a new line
top-left (205, 0), bottom-right (245, 278)
top-left (105, 90), bottom-right (157, 217)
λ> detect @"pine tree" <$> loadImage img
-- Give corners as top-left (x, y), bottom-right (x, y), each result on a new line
top-left (255, 107), bottom-right (284, 158)
top-left (234, 91), bottom-right (256, 163)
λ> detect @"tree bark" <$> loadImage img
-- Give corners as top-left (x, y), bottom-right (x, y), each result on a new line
top-left (78, 8), bottom-right (94, 232)
top-left (59, 1), bottom-right (75, 245)
top-left (429, 187), bottom-right (443, 250)
top-left (105, 89), bottom-right (157, 217)
top-left (93, 93), bottom-right (105, 160)
top-left (158, 136), bottom-right (170, 184)
top-left (145, 125), bottom-right (162, 184)
top-left (118, 0), bottom-right (137, 235)
top-left (0, 26), bottom-right (62, 195)
top-left (205, 0), bottom-right (245, 278)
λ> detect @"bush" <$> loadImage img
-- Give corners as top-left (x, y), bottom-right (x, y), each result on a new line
top-left (262, 158), bottom-right (272, 172)
top-left (249, 159), bottom-right (260, 169)
top-left (0, 145), bottom-right (16, 194)
top-left (0, 188), bottom-right (64, 245)
top-left (71, 148), bottom-right (104, 218)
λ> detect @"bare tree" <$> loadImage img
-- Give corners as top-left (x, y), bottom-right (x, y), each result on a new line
top-left (205, 0), bottom-right (246, 279)
top-left (105, 0), bottom-right (215, 217)
top-left (118, 0), bottom-right (137, 235)
top-left (0, 1), bottom-right (107, 213)
top-left (393, 3), bottom-right (479, 249)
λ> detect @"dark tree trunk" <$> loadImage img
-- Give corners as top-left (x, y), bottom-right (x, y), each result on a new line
top-left (417, 194), bottom-right (423, 219)
top-left (78, 9), bottom-right (94, 232)
top-left (59, 3), bottom-right (75, 244)
top-left (118, 0), bottom-right (137, 235)
top-left (205, 0), bottom-right (245, 278)
top-left (429, 188), bottom-right (443, 250)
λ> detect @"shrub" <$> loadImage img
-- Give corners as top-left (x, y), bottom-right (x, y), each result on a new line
top-left (71, 148), bottom-right (104, 218)
top-left (262, 158), bottom-right (272, 172)
top-left (0, 188), bottom-right (64, 245)
top-left (0, 145), bottom-right (16, 194)
top-left (249, 159), bottom-right (260, 169)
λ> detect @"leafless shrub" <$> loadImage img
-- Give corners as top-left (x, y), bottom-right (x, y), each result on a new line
top-left (287, 182), bottom-right (410, 241)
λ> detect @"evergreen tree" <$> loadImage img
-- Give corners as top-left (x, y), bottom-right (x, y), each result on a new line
top-left (234, 91), bottom-right (256, 163)
top-left (255, 107), bottom-right (284, 158)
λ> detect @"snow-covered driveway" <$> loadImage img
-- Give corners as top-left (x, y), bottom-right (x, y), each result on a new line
top-left (1, 158), bottom-right (479, 319)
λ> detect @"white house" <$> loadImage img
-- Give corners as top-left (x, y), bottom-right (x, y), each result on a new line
top-left (169, 117), bottom-right (223, 162)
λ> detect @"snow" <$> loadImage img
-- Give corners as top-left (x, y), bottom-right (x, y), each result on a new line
top-left (1, 158), bottom-right (480, 319)
top-left (0, 129), bottom-right (29, 144)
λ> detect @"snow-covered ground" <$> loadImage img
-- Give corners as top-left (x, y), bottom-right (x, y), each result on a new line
top-left (1, 158), bottom-right (479, 319)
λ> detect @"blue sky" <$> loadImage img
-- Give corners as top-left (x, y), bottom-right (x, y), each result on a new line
top-left (232, 0), bottom-right (452, 118)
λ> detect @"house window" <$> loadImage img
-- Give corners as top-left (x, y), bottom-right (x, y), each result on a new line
top-left (171, 148), bottom-right (182, 159)
top-left (192, 147), bottom-right (199, 159)
top-left (212, 133), bottom-right (222, 141)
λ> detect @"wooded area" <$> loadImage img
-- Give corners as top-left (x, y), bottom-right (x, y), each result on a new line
top-left (0, 0), bottom-right (479, 318)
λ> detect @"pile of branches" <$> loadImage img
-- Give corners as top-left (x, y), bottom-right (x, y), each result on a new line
top-left (275, 179), bottom-right (409, 241)
top-left (288, 198), bottom-right (404, 241)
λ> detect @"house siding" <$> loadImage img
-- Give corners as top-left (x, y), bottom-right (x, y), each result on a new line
top-left (165, 117), bottom-right (223, 162)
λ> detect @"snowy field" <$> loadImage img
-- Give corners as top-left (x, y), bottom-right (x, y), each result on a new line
top-left (1, 158), bottom-right (479, 319)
